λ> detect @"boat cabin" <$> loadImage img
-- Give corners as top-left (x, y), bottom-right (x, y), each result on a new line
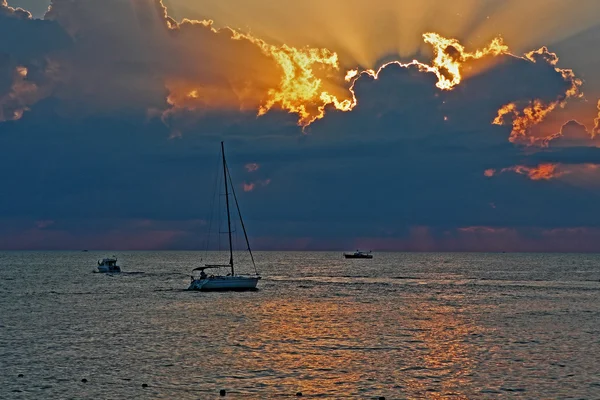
top-left (97, 257), bottom-right (121, 273)
top-left (99, 258), bottom-right (118, 267)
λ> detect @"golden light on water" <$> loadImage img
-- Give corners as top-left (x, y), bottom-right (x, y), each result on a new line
top-left (180, 289), bottom-right (482, 397)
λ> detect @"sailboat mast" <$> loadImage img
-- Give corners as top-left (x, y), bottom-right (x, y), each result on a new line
top-left (227, 166), bottom-right (258, 275)
top-left (221, 141), bottom-right (234, 276)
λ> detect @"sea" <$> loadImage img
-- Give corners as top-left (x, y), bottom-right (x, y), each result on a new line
top-left (1, 251), bottom-right (599, 399)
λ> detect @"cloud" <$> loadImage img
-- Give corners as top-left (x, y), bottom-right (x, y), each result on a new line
top-left (0, 225), bottom-right (183, 250)
top-left (243, 179), bottom-right (271, 192)
top-left (2, 0), bottom-right (600, 250)
top-left (245, 163), bottom-right (259, 172)
top-left (0, 2), bottom-right (70, 120)
top-left (0, 0), bottom-right (562, 132)
top-left (492, 47), bottom-right (583, 144)
top-left (0, 66), bottom-right (34, 121)
top-left (484, 161), bottom-right (600, 182)
top-left (0, 0), bottom-right (31, 19)
top-left (0, 0), bottom-right (592, 143)
top-left (594, 99), bottom-right (600, 136)
top-left (35, 219), bottom-right (55, 229)
top-left (39, 0), bottom-right (358, 127)
top-left (485, 163), bottom-right (564, 181)
top-left (543, 119), bottom-right (600, 148)
top-left (1, 0), bottom-right (276, 119)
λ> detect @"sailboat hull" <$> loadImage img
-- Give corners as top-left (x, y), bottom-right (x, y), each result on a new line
top-left (188, 276), bottom-right (260, 291)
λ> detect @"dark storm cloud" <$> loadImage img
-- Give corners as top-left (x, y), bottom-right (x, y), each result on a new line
top-left (2, 0), bottom-right (280, 121)
top-left (240, 53), bottom-right (600, 233)
top-left (0, 0), bottom-right (599, 250)
top-left (545, 120), bottom-right (600, 148)
top-left (0, 1), bottom-right (70, 120)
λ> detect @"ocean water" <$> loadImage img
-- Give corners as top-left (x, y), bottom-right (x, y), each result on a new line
top-left (1, 251), bottom-right (599, 399)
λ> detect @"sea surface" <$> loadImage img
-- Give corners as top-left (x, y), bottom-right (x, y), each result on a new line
top-left (1, 251), bottom-right (600, 399)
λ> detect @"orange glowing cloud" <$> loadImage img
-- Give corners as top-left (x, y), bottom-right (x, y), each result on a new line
top-left (483, 169), bottom-right (495, 177)
top-left (344, 69), bottom-right (359, 82)
top-left (541, 119), bottom-right (600, 148)
top-left (243, 179), bottom-right (271, 192)
top-left (159, 17), bottom-right (354, 129)
top-left (0, 0), bottom-right (31, 19)
top-left (245, 163), bottom-right (259, 172)
top-left (485, 162), bottom-right (600, 181)
top-left (237, 32), bottom-right (356, 127)
top-left (594, 100), bottom-right (600, 137)
top-left (161, 19), bottom-right (283, 118)
top-left (243, 182), bottom-right (255, 192)
top-left (484, 164), bottom-right (562, 181)
top-left (164, 23), bottom-right (510, 129)
top-left (422, 32), bottom-right (508, 90)
top-left (492, 47), bottom-right (583, 144)
top-left (521, 164), bottom-right (562, 181)
top-left (0, 66), bottom-right (44, 122)
top-left (3, 0), bottom-right (595, 148)
top-left (487, 162), bottom-right (600, 181)
top-left (348, 33), bottom-right (508, 94)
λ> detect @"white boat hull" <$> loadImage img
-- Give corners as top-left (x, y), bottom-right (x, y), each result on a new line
top-left (188, 276), bottom-right (260, 291)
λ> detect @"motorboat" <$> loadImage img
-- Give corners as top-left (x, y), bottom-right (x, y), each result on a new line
top-left (97, 257), bottom-right (121, 273)
top-left (343, 250), bottom-right (373, 259)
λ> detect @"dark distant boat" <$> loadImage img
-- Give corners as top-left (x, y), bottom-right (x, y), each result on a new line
top-left (344, 250), bottom-right (373, 259)
top-left (188, 142), bottom-right (261, 291)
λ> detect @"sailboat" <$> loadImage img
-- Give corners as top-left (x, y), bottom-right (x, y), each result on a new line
top-left (188, 142), bottom-right (261, 291)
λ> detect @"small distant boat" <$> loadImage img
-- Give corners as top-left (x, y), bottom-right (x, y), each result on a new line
top-left (96, 257), bottom-right (121, 273)
top-left (344, 250), bottom-right (373, 259)
top-left (188, 142), bottom-right (261, 291)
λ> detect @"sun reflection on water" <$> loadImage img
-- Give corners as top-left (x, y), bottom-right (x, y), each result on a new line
top-left (174, 289), bottom-right (485, 398)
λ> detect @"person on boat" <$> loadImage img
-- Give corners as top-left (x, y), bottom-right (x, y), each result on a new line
top-left (200, 270), bottom-right (207, 279)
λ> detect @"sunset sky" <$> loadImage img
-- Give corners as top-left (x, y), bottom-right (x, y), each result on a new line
top-left (2, 0), bottom-right (600, 251)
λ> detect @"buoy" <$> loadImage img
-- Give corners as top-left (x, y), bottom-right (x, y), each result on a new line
top-left (81, 378), bottom-right (87, 383)
top-left (296, 392), bottom-right (303, 396)
top-left (219, 389), bottom-right (226, 396)
top-left (17, 374), bottom-right (24, 378)
top-left (142, 383), bottom-right (148, 388)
